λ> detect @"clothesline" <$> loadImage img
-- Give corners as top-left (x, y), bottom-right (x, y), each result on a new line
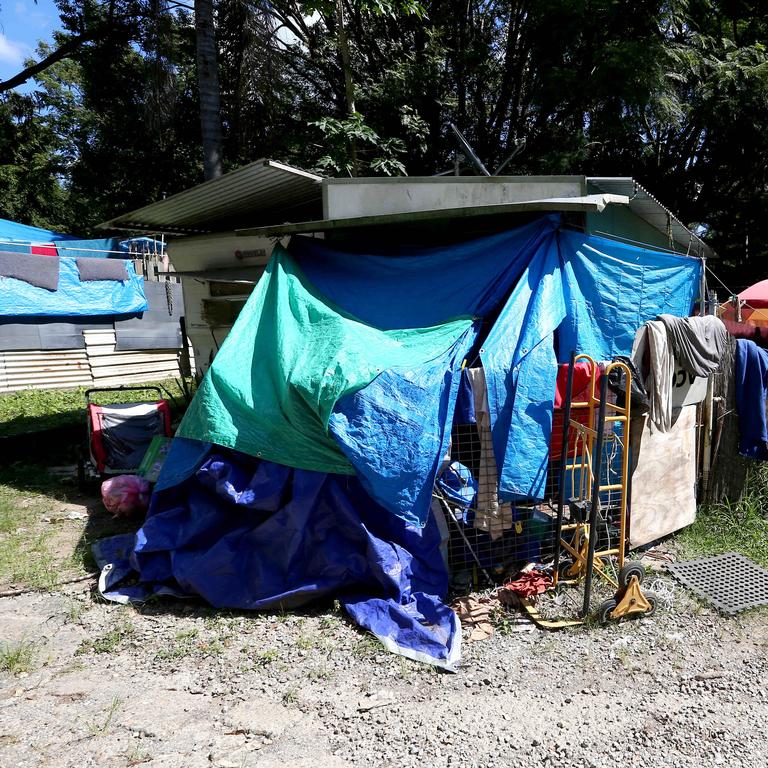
top-left (0, 240), bottom-right (164, 257)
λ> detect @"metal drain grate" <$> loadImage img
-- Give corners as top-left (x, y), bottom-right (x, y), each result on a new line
top-left (666, 552), bottom-right (768, 615)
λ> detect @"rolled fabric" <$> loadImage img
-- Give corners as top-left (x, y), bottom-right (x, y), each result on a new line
top-left (77, 257), bottom-right (129, 282)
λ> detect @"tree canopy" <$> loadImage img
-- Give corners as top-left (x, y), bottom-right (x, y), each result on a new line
top-left (1, 0), bottom-right (767, 283)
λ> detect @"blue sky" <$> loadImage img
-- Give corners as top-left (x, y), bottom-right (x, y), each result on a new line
top-left (0, 0), bottom-right (60, 92)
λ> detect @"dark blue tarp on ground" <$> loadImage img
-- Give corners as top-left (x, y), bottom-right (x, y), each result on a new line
top-left (96, 437), bottom-right (460, 668)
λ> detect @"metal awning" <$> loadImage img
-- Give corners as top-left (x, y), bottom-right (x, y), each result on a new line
top-left (157, 267), bottom-right (264, 284)
top-left (99, 160), bottom-right (323, 235)
top-left (587, 177), bottom-right (713, 259)
top-left (234, 194), bottom-right (629, 238)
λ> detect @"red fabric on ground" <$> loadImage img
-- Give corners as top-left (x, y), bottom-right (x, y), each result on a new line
top-left (502, 569), bottom-right (553, 598)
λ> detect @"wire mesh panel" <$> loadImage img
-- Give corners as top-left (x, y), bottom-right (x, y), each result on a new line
top-left (436, 361), bottom-right (632, 621)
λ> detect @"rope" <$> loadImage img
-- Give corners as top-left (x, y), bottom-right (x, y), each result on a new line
top-left (0, 573), bottom-right (95, 599)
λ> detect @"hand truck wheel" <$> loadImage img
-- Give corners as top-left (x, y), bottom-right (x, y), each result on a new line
top-left (597, 598), bottom-right (617, 624)
top-left (618, 562), bottom-right (645, 588)
top-left (642, 592), bottom-right (658, 617)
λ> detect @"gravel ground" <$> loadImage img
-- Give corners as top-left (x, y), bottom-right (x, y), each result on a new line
top-left (1, 573), bottom-right (766, 768)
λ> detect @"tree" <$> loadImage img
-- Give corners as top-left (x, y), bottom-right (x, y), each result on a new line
top-left (195, 0), bottom-right (224, 179)
top-left (1, 0), bottom-right (768, 283)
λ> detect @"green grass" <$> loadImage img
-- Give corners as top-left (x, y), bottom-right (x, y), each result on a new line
top-left (154, 628), bottom-right (201, 662)
top-left (252, 648), bottom-right (279, 667)
top-left (0, 639), bottom-right (36, 675)
top-left (0, 459), bottom-right (139, 591)
top-left (0, 377), bottom-right (194, 438)
top-left (679, 464), bottom-right (768, 567)
top-left (0, 463), bottom-right (70, 590)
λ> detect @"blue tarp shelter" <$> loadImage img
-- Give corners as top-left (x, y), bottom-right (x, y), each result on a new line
top-left (97, 216), bottom-right (701, 669)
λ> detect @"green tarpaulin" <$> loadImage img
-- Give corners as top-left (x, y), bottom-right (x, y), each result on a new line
top-left (178, 246), bottom-right (474, 474)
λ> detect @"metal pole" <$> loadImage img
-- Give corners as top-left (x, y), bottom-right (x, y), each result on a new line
top-left (553, 352), bottom-right (576, 584)
top-left (582, 371), bottom-right (609, 618)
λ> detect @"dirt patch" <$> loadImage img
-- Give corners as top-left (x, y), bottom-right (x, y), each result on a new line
top-left (1, 579), bottom-right (766, 768)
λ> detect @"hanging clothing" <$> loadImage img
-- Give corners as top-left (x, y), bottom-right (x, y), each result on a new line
top-left (466, 367), bottom-right (514, 540)
top-left (657, 314), bottom-right (728, 377)
top-left (734, 339), bottom-right (768, 460)
top-left (631, 321), bottom-right (675, 432)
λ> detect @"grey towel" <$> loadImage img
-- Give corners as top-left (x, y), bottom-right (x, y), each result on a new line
top-left (0, 251), bottom-right (60, 291)
top-left (657, 314), bottom-right (729, 377)
top-left (77, 257), bottom-right (129, 282)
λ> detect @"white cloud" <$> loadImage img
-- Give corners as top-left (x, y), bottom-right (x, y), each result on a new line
top-left (0, 33), bottom-right (30, 67)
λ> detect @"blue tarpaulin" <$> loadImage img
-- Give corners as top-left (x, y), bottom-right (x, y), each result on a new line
top-left (0, 217), bottom-right (76, 245)
top-left (96, 438), bottom-right (460, 669)
top-left (557, 230), bottom-right (702, 363)
top-left (0, 256), bottom-right (148, 317)
top-left (97, 216), bottom-right (702, 668)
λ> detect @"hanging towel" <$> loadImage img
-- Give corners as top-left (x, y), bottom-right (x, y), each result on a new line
top-left (734, 339), bottom-right (768, 460)
top-left (632, 321), bottom-right (675, 432)
top-left (77, 257), bottom-right (129, 282)
top-left (657, 314), bottom-right (728, 377)
top-left (0, 251), bottom-right (60, 291)
top-left (466, 366), bottom-right (514, 539)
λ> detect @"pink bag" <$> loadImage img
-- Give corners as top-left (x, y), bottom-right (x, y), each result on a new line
top-left (101, 475), bottom-right (151, 517)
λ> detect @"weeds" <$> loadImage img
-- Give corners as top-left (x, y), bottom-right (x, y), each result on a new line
top-left (613, 644), bottom-right (633, 669)
top-left (306, 664), bottom-right (333, 681)
top-left (126, 746), bottom-right (152, 766)
top-left (0, 639), bottom-right (36, 675)
top-left (85, 696), bottom-right (122, 736)
top-left (76, 617), bottom-right (135, 655)
top-left (154, 628), bottom-right (200, 661)
top-left (680, 465), bottom-right (768, 567)
top-left (319, 614), bottom-right (338, 630)
top-left (296, 633), bottom-right (315, 651)
top-left (253, 648), bottom-right (279, 667)
top-left (282, 687), bottom-right (299, 705)
top-left (490, 605), bottom-right (521, 636)
top-left (351, 633), bottom-right (379, 660)
top-left (63, 599), bottom-right (88, 625)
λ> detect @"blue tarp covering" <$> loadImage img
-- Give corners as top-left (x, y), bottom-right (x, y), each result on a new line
top-left (97, 216), bottom-right (702, 668)
top-left (304, 217), bottom-right (561, 524)
top-left (0, 257), bottom-right (148, 317)
top-left (96, 438), bottom-right (460, 669)
top-left (557, 230), bottom-right (702, 363)
top-left (0, 217), bottom-right (76, 244)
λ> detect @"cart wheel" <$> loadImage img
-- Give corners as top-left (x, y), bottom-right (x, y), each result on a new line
top-left (597, 598), bottom-right (617, 624)
top-left (642, 592), bottom-right (658, 618)
top-left (618, 562), bottom-right (645, 588)
top-left (557, 560), bottom-right (575, 581)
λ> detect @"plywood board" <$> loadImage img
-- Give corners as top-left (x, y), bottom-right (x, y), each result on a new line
top-left (629, 405), bottom-right (697, 548)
